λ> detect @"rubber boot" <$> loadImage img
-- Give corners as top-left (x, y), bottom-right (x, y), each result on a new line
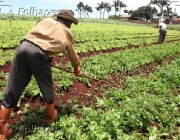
top-left (0, 108), bottom-right (13, 140)
top-left (46, 102), bottom-right (57, 123)
top-left (157, 39), bottom-right (162, 44)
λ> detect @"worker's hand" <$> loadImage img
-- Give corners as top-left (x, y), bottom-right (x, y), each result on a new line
top-left (74, 66), bottom-right (82, 76)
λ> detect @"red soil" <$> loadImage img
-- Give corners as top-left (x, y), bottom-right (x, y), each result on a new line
top-left (0, 40), bottom-right (179, 138)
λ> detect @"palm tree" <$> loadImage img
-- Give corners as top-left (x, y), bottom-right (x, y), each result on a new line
top-left (118, 1), bottom-right (126, 17)
top-left (85, 5), bottom-right (93, 18)
top-left (112, 0), bottom-right (119, 15)
top-left (103, 2), bottom-right (109, 19)
top-left (106, 3), bottom-right (112, 18)
top-left (149, 0), bottom-right (178, 24)
top-left (149, 0), bottom-right (177, 16)
top-left (95, 6), bottom-right (101, 18)
top-left (164, 6), bottom-right (173, 23)
top-left (83, 5), bottom-right (88, 18)
top-left (164, 6), bottom-right (173, 17)
top-left (97, 2), bottom-right (104, 19)
top-left (112, 0), bottom-right (126, 18)
top-left (76, 2), bottom-right (84, 18)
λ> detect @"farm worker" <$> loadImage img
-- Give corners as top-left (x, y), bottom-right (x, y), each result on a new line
top-left (157, 19), bottom-right (167, 44)
top-left (0, 9), bottom-right (82, 139)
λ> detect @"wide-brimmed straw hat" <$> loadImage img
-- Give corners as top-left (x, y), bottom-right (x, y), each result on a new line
top-left (53, 9), bottom-right (78, 25)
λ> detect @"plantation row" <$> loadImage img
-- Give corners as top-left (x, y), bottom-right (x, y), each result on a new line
top-left (0, 19), bottom-right (180, 139)
top-left (1, 40), bottom-right (180, 97)
top-left (10, 55), bottom-right (180, 140)
top-left (0, 20), bottom-right (180, 50)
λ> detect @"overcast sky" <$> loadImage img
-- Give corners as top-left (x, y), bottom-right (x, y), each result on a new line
top-left (0, 0), bottom-right (180, 18)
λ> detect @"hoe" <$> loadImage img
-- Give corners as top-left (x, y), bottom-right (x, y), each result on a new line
top-left (51, 65), bottom-right (120, 88)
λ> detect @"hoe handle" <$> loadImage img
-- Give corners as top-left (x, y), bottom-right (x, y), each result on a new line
top-left (51, 65), bottom-right (120, 88)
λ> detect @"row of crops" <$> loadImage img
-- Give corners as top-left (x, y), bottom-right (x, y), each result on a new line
top-left (0, 19), bottom-right (180, 139)
top-left (1, 20), bottom-right (180, 50)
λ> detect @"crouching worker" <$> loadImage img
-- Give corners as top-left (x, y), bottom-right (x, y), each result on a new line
top-left (0, 9), bottom-right (82, 139)
top-left (157, 19), bottom-right (167, 44)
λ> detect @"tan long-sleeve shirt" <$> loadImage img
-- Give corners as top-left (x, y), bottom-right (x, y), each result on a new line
top-left (24, 18), bottom-right (80, 68)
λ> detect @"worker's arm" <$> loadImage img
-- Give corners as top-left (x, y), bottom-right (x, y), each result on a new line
top-left (65, 30), bottom-right (82, 76)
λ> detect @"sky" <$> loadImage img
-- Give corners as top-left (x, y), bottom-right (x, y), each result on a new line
top-left (0, 0), bottom-right (180, 18)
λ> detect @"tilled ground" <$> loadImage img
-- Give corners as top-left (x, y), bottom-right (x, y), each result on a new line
top-left (0, 40), bottom-right (180, 138)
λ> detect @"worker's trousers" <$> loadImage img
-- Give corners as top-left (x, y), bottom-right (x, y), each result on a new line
top-left (2, 39), bottom-right (54, 108)
top-left (158, 30), bottom-right (167, 43)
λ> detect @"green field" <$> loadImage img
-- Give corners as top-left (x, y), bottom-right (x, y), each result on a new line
top-left (0, 18), bottom-right (180, 140)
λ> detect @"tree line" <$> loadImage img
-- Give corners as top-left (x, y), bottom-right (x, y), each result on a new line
top-left (76, 0), bottom-right (127, 19)
top-left (76, 0), bottom-right (179, 22)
